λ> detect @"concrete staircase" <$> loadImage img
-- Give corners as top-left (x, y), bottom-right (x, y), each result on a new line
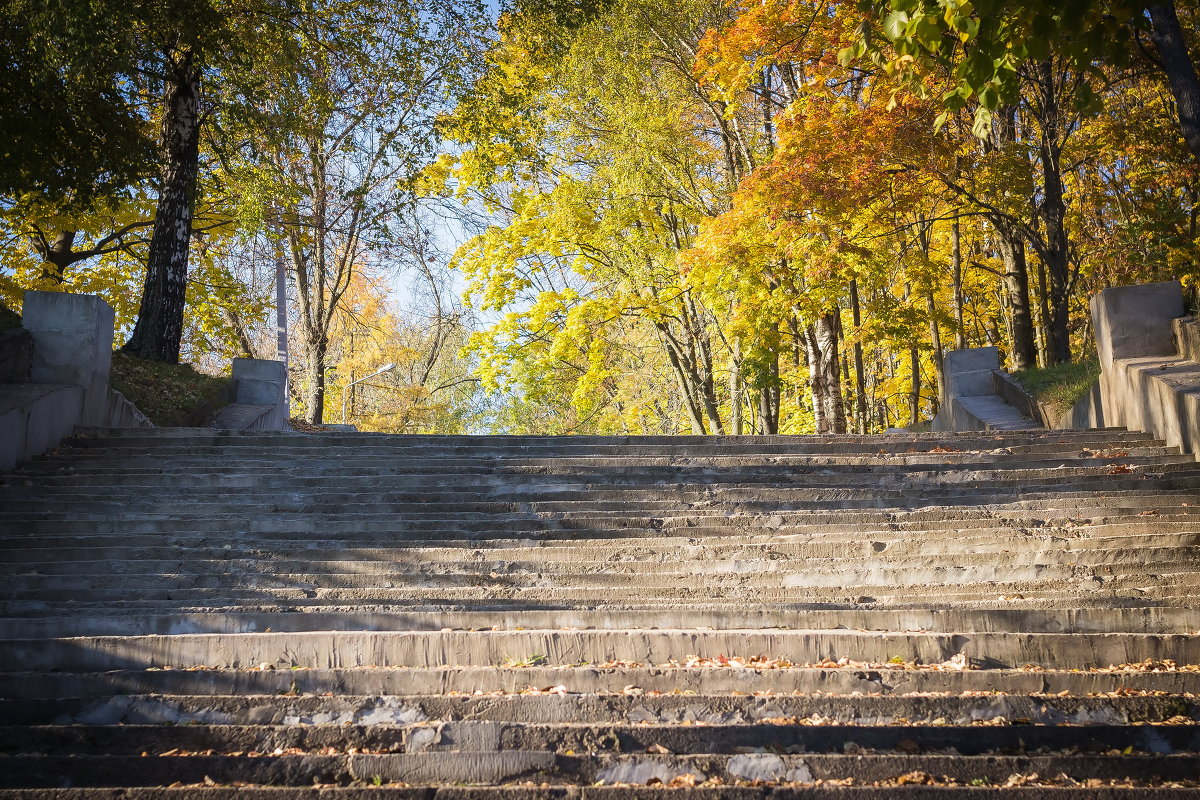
top-left (3, 427), bottom-right (1200, 796)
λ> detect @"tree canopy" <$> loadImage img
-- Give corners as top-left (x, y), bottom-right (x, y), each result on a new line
top-left (3, 0), bottom-right (1198, 433)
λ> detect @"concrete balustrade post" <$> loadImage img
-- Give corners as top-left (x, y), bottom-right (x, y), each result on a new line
top-left (22, 291), bottom-right (116, 427)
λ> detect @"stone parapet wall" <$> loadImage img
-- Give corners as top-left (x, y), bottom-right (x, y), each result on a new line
top-left (931, 347), bottom-right (1040, 432)
top-left (207, 357), bottom-right (288, 431)
top-left (0, 328), bottom-right (32, 384)
top-left (0, 292), bottom-right (152, 470)
top-left (1089, 280), bottom-right (1200, 457)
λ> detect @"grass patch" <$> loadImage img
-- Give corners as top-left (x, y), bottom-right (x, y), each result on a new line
top-left (109, 352), bottom-right (233, 427)
top-left (1013, 359), bottom-right (1101, 418)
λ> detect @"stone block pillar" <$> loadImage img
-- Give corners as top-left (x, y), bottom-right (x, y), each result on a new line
top-left (1090, 280), bottom-right (1184, 369)
top-left (232, 357), bottom-right (288, 429)
top-left (22, 291), bottom-right (116, 427)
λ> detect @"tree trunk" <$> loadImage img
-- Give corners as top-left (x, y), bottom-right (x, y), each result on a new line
top-left (909, 346), bottom-right (921, 426)
top-left (656, 322), bottom-right (707, 434)
top-left (926, 292), bottom-right (944, 414)
top-left (850, 279), bottom-right (867, 434)
top-left (805, 313), bottom-right (846, 434)
top-left (1148, 1), bottom-right (1200, 162)
top-left (305, 336), bottom-right (328, 424)
top-left (39, 230), bottom-right (76, 283)
top-left (995, 228), bottom-right (1038, 370)
top-left (952, 218), bottom-right (967, 350)
top-left (1035, 254), bottom-right (1050, 367)
top-left (729, 337), bottom-right (742, 435)
top-left (1034, 60), bottom-right (1073, 365)
top-left (124, 47), bottom-right (201, 364)
top-left (756, 351), bottom-right (779, 435)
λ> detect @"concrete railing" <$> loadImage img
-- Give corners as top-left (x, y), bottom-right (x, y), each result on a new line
top-left (931, 347), bottom-right (1040, 432)
top-left (1090, 280), bottom-right (1200, 456)
top-left (209, 358), bottom-right (289, 431)
top-left (1, 291), bottom-right (152, 470)
top-left (933, 280), bottom-right (1200, 457)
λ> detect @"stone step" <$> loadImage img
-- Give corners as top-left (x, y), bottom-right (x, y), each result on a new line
top-left (6, 502), bottom-right (1200, 538)
top-left (4, 749), bottom-right (1200, 789)
top-left (6, 563), bottom-right (1198, 595)
top-left (22, 451), bottom-right (1181, 473)
top-left (2, 536), bottom-right (1198, 574)
top-left (7, 453), bottom-right (1196, 483)
top-left (5, 629), bottom-right (1199, 672)
top-left (5, 543), bottom-right (1195, 582)
top-left (9, 475), bottom-right (1200, 508)
top-left (7, 720), bottom-right (1192, 756)
top-left (53, 426), bottom-right (1164, 449)
top-left (8, 453), bottom-right (1196, 486)
top-left (1, 519), bottom-right (1196, 554)
top-left (7, 784), bottom-right (1200, 798)
top-left (6, 558), bottom-right (1198, 596)
top-left (6, 663), bottom-right (1200, 700)
top-left (8, 691), bottom-right (1200, 727)
top-left (2, 606), bottom-right (1197, 638)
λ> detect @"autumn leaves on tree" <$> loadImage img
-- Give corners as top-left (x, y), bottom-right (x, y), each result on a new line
top-left (432, 0), bottom-right (1200, 434)
top-left (3, 0), bottom-right (1198, 432)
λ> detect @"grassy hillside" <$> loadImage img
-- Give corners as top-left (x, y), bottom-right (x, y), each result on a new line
top-left (1013, 360), bottom-right (1101, 420)
top-left (109, 352), bottom-right (233, 427)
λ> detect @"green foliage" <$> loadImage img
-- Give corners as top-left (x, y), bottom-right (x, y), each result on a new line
top-left (109, 352), bottom-right (233, 427)
top-left (853, 0), bottom-right (1138, 136)
top-left (0, 0), bottom-right (155, 208)
top-left (1013, 360), bottom-right (1101, 413)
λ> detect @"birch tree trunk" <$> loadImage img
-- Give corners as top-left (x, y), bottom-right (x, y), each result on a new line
top-left (124, 47), bottom-right (201, 364)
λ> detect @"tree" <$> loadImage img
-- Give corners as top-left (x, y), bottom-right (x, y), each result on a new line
top-left (438, 0), bottom-right (755, 434)
top-left (853, 0), bottom-right (1200, 162)
top-left (225, 0), bottom-right (488, 423)
top-left (0, 0), bottom-right (156, 208)
top-left (122, 0), bottom-right (297, 363)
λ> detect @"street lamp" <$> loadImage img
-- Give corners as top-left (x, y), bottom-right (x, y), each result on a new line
top-left (342, 363), bottom-right (396, 424)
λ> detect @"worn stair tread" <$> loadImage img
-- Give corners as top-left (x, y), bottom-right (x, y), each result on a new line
top-left (4, 427), bottom-right (1200, 792)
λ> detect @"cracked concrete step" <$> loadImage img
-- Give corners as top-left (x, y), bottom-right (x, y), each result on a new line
top-left (6, 549), bottom-right (1197, 589)
top-left (4, 540), bottom-right (1200, 576)
top-left (13, 460), bottom-right (1190, 487)
top-left (8, 459), bottom-right (1198, 492)
top-left (6, 576), bottom-right (1197, 610)
top-left (4, 749), bottom-right (1200, 789)
top-left (6, 563), bottom-right (1200, 599)
top-left (5, 629), bottom-right (1200, 672)
top-left (6, 787), bottom-right (1200, 799)
top-left (8, 691), bottom-right (1200, 727)
top-left (6, 504), bottom-right (1197, 528)
top-left (5, 542), bottom-right (1197, 574)
top-left (18, 452), bottom-right (1185, 477)
top-left (3, 527), bottom-right (1198, 561)
top-left (8, 456), bottom-right (1197, 489)
top-left (5, 577), bottom-right (1197, 610)
top-left (50, 427), bottom-right (1166, 449)
top-left (4, 720), bottom-right (1180, 756)
top-left (6, 561), bottom-right (1198, 594)
top-left (2, 519), bottom-right (1197, 552)
top-left (3, 607), bottom-right (1200, 638)
top-left (4, 719), bottom-right (1200, 757)
top-left (6, 664), bottom-right (1200, 700)
top-left (10, 483), bottom-right (1200, 514)
top-left (8, 506), bottom-right (1200, 538)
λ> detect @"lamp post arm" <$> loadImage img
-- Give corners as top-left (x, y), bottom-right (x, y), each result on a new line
top-left (341, 363), bottom-right (397, 424)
